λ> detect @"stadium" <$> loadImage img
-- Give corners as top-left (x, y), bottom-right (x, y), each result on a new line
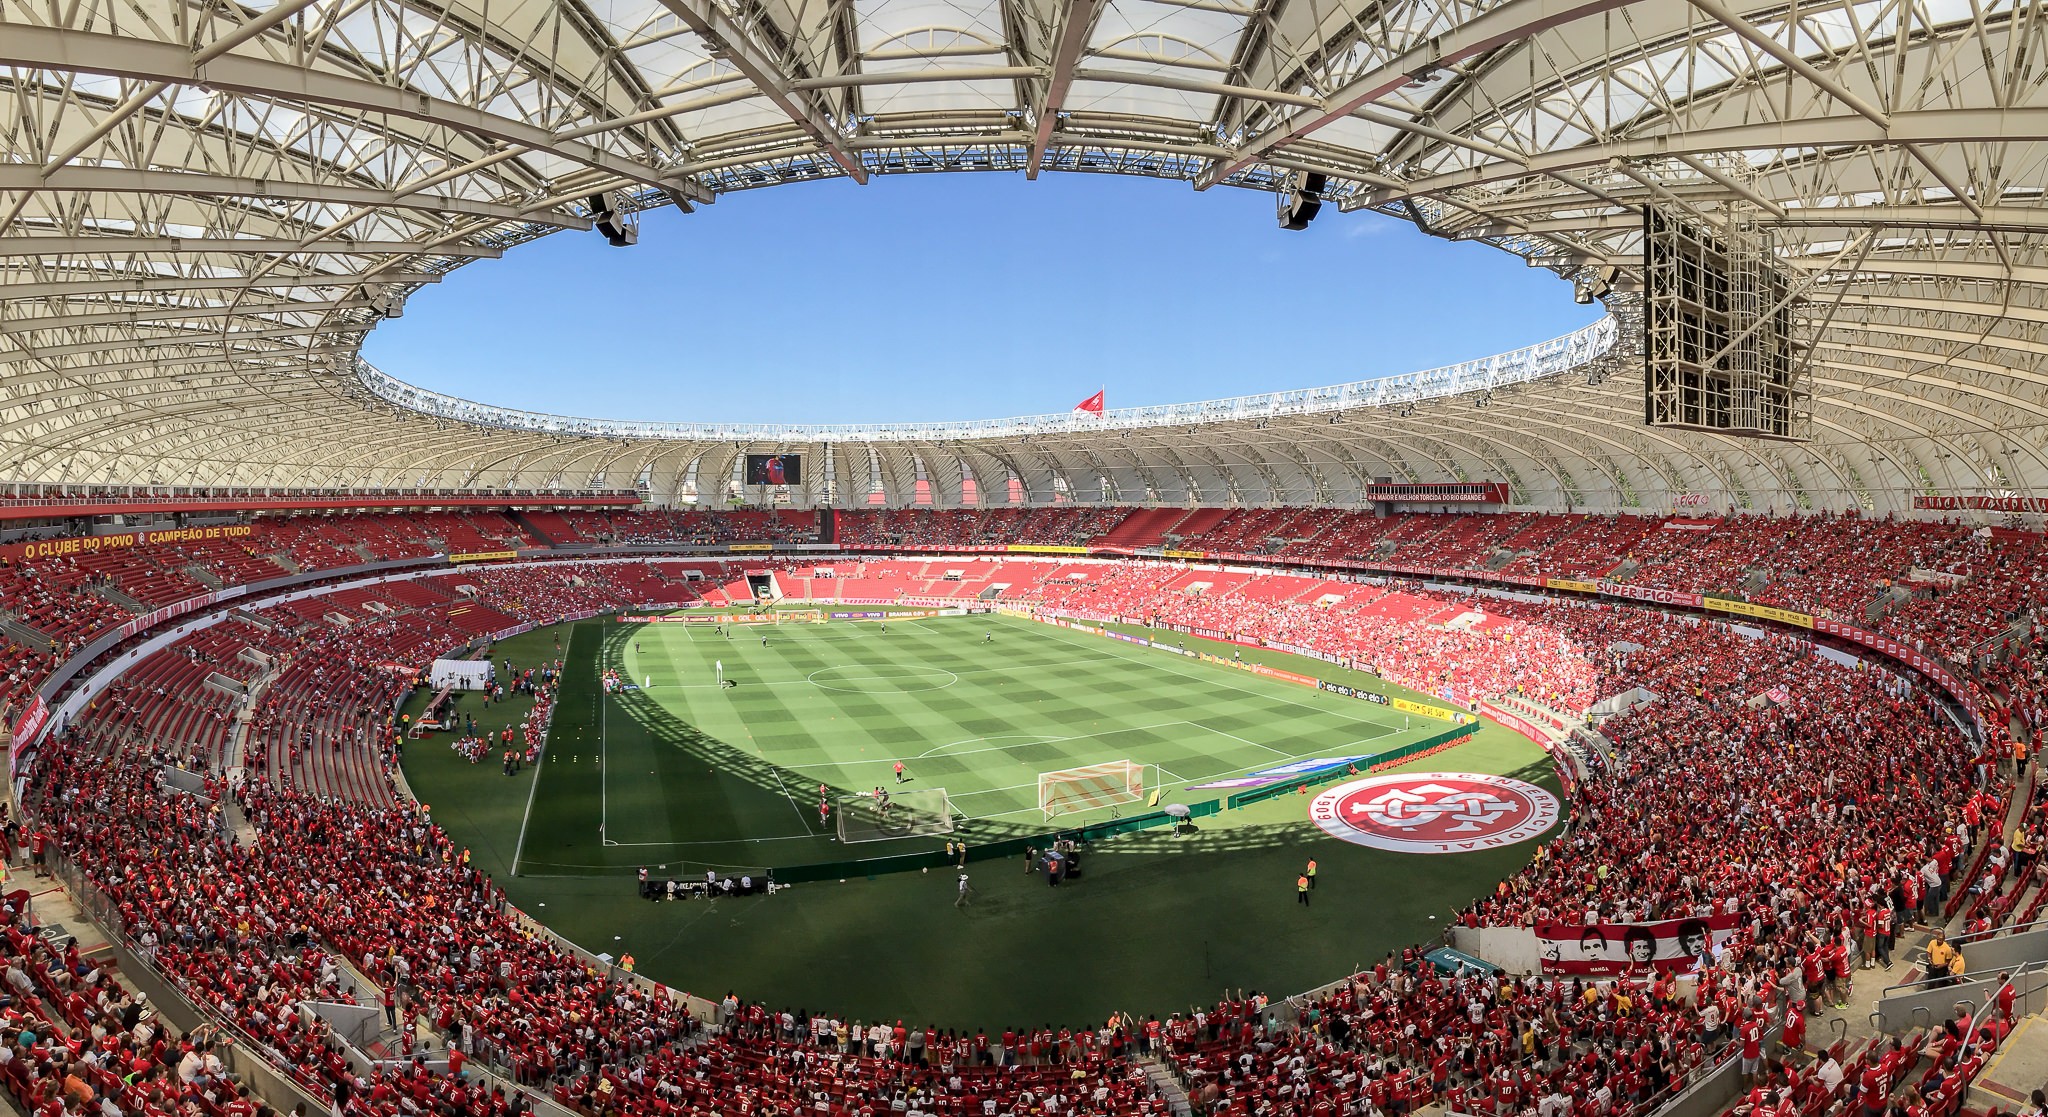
top-left (4, 2), bottom-right (2048, 1117)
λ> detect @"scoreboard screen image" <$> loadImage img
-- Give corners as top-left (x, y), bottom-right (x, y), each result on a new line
top-left (745, 454), bottom-right (802, 486)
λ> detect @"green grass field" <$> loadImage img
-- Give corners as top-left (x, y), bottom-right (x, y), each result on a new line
top-left (403, 609), bottom-right (1554, 1028)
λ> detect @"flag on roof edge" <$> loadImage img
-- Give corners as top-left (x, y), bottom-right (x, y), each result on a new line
top-left (1073, 390), bottom-right (1105, 415)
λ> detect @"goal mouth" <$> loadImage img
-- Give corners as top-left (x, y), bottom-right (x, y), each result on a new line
top-left (836, 787), bottom-right (955, 844)
top-left (1037, 761), bottom-right (1146, 821)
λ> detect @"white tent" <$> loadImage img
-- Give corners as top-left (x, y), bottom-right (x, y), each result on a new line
top-left (430, 658), bottom-right (494, 691)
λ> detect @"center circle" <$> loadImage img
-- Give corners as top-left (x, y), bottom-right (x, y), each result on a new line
top-left (807, 665), bottom-right (960, 694)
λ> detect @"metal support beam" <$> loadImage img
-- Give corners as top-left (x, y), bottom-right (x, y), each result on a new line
top-left (1346, 107), bottom-right (2048, 209)
top-left (655, 0), bottom-right (870, 184)
top-left (0, 297), bottom-right (377, 335)
top-left (1194, 0), bottom-right (1646, 188)
top-left (0, 167), bottom-right (592, 230)
top-left (1684, 0), bottom-right (1984, 220)
top-left (0, 26), bottom-right (705, 201)
top-left (0, 272), bottom-right (443, 301)
top-left (1028, 0), bottom-right (1106, 178)
top-left (0, 0), bottom-right (330, 235)
top-left (0, 237), bottom-right (501, 260)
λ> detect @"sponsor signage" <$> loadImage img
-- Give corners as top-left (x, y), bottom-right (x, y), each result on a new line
top-left (727, 543), bottom-right (775, 553)
top-left (1160, 549), bottom-right (1208, 560)
top-left (1006, 544), bottom-right (1088, 555)
top-left (114, 590), bottom-right (224, 641)
top-left (1318, 680), bottom-right (1391, 706)
top-left (1596, 581), bottom-right (1704, 608)
top-left (1391, 696), bottom-right (1466, 723)
top-left (9, 695), bottom-right (49, 761)
top-left (1477, 701), bottom-right (1545, 745)
top-left (449, 550), bottom-right (518, 563)
top-left (1702, 595), bottom-right (1813, 629)
top-left (1249, 663), bottom-right (1319, 687)
top-left (1310, 772), bottom-right (1559, 853)
top-left (1543, 577), bottom-right (1599, 594)
top-left (1535, 912), bottom-right (1742, 977)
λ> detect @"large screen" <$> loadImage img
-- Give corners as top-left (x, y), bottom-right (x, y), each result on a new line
top-left (745, 453), bottom-right (801, 486)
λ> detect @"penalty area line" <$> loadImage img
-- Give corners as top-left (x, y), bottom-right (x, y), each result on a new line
top-left (771, 768), bottom-right (815, 833)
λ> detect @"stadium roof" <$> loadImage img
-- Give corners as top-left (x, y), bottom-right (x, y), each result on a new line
top-left (2, 0), bottom-right (2044, 513)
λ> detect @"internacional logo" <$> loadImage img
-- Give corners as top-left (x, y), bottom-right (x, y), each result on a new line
top-left (1309, 772), bottom-right (1560, 853)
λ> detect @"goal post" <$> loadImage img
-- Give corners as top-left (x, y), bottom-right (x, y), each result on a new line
top-left (1038, 760), bottom-right (1146, 820)
top-left (837, 787), bottom-right (955, 843)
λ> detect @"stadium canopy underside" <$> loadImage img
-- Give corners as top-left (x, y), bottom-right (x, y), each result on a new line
top-left (4, 0), bottom-right (2048, 515)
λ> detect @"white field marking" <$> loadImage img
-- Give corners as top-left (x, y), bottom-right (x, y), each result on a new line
top-left (805, 665), bottom-right (960, 693)
top-left (1187, 722), bottom-right (1293, 758)
top-left (927, 722), bottom-right (1292, 808)
top-left (597, 830), bottom-right (833, 848)
top-left (948, 726), bottom-right (1431, 823)
top-left (780, 719), bottom-right (1194, 770)
top-left (509, 726), bottom-right (551, 874)
top-left (606, 645), bottom-right (1136, 690)
top-left (1026, 621), bottom-right (1412, 735)
top-left (770, 768), bottom-right (815, 832)
top-left (600, 643), bottom-right (611, 841)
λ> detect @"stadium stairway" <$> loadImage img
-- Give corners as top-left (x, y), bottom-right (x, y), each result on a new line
top-left (1096, 507), bottom-right (1190, 550)
top-left (1970, 1011), bottom-right (2048, 1113)
top-left (1135, 1056), bottom-right (1193, 1117)
top-left (508, 508), bottom-right (555, 546)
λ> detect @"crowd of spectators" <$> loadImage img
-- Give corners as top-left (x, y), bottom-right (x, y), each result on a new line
top-left (24, 577), bottom-right (1990, 1114)
top-left (0, 508), bottom-right (2043, 1117)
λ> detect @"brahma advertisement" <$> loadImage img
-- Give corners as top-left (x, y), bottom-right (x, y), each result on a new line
top-left (8, 695), bottom-right (49, 762)
top-left (1535, 912), bottom-right (1742, 977)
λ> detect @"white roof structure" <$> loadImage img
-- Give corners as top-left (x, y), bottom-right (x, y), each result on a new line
top-left (1, 0), bottom-right (2043, 513)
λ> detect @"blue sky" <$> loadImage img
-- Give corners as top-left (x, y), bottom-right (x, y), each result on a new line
top-left (364, 173), bottom-right (1601, 424)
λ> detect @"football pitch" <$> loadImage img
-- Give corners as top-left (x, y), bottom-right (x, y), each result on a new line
top-left (517, 610), bottom-right (1435, 875)
top-left (405, 609), bottom-right (1554, 1025)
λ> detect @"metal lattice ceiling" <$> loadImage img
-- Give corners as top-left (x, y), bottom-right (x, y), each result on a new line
top-left (3, 0), bottom-right (2047, 513)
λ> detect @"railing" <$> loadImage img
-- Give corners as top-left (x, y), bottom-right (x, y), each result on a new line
top-left (0, 485), bottom-right (637, 504)
top-left (36, 841), bottom-right (335, 1117)
top-left (352, 317), bottom-right (1620, 442)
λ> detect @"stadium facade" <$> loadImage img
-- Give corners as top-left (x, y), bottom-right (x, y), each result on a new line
top-left (2, 0), bottom-right (2044, 515)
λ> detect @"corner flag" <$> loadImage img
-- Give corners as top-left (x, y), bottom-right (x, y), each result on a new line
top-left (1073, 390), bottom-right (1105, 415)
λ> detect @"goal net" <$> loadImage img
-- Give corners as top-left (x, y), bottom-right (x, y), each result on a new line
top-left (836, 787), bottom-right (955, 843)
top-left (1038, 761), bottom-right (1145, 820)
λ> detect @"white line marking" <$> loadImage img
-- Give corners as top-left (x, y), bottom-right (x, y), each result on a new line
top-left (600, 626), bottom-right (610, 841)
top-left (1025, 620), bottom-right (1406, 735)
top-left (770, 768), bottom-right (815, 832)
top-left (1188, 722), bottom-right (1292, 758)
top-left (806, 666), bottom-right (960, 693)
top-left (783, 719), bottom-right (1193, 769)
top-left (510, 732), bottom-right (549, 875)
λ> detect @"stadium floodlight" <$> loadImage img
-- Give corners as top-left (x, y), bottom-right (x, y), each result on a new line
top-left (837, 788), bottom-right (955, 843)
top-left (1038, 761), bottom-right (1145, 820)
top-left (588, 191), bottom-right (639, 247)
top-left (1278, 170), bottom-right (1326, 231)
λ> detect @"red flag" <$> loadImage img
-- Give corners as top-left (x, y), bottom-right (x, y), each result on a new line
top-left (1073, 390), bottom-right (1105, 415)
